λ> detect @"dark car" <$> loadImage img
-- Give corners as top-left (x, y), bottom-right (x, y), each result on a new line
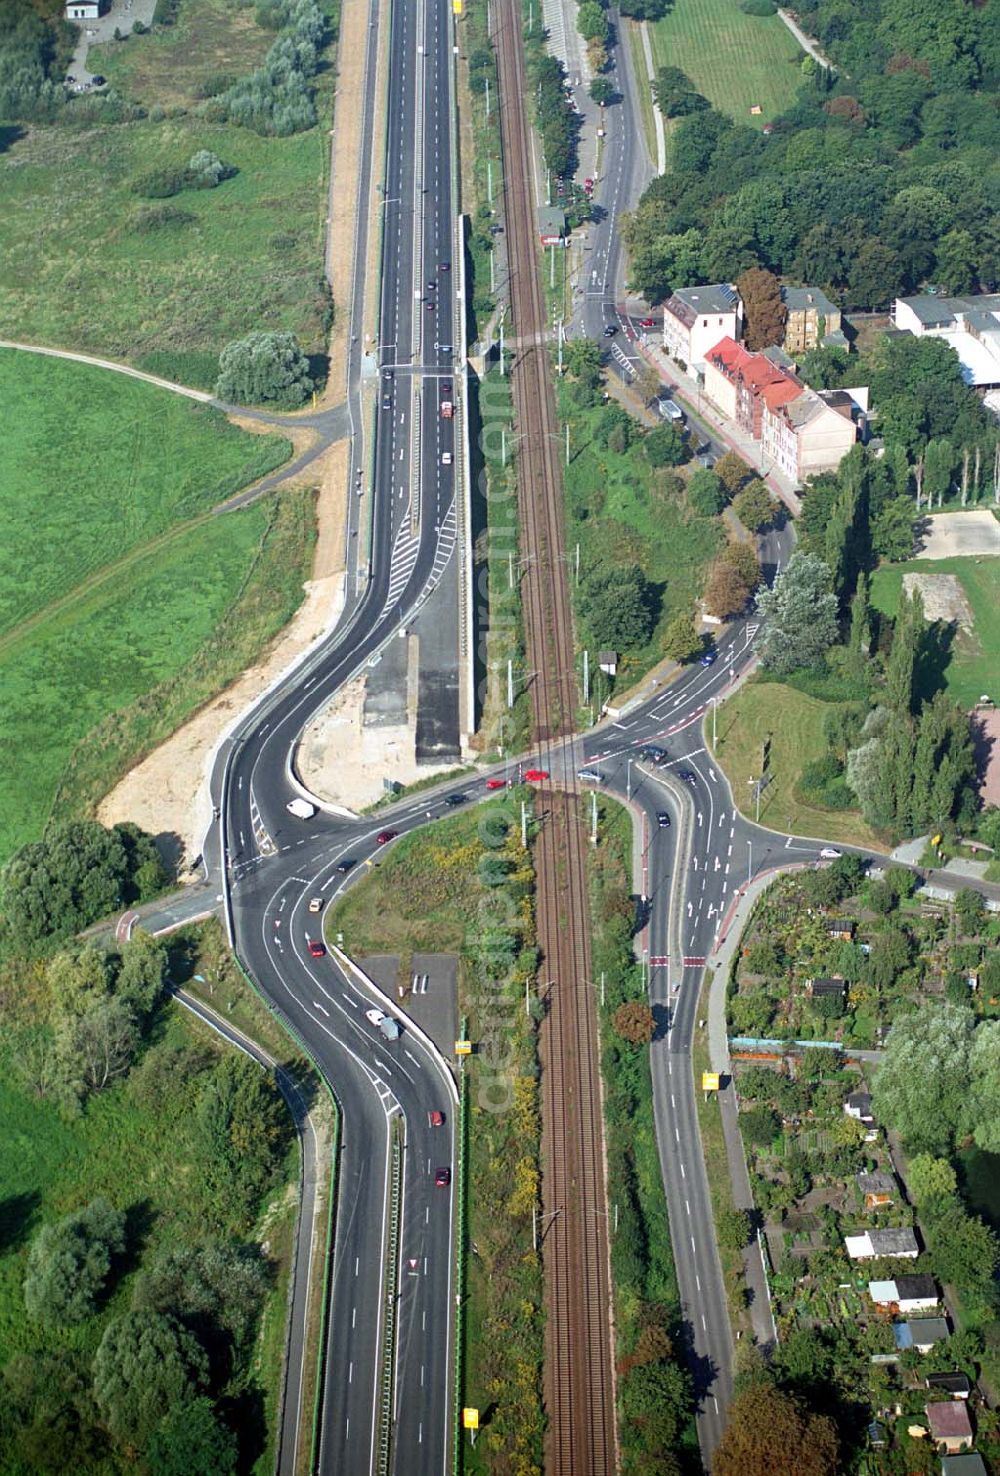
top-left (439, 259), bottom-right (452, 267)
top-left (376, 830), bottom-right (397, 846)
top-left (91, 74), bottom-right (106, 86)
top-left (657, 811), bottom-right (671, 828)
top-left (381, 393), bottom-right (392, 409)
top-left (488, 224), bottom-right (503, 235)
top-left (445, 793), bottom-right (466, 806)
top-left (383, 369), bottom-right (393, 382)
top-left (603, 325), bottom-right (618, 337)
top-left (640, 746), bottom-right (666, 765)
top-left (335, 858), bottom-right (356, 873)
top-left (679, 769), bottom-right (697, 785)
top-left (435, 1167), bottom-right (451, 1188)
top-left (425, 299), bottom-right (435, 310)
top-left (700, 648), bottom-right (718, 667)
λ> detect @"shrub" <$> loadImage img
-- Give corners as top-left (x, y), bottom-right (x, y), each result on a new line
top-left (23, 1198), bottom-right (126, 1326)
top-left (688, 468), bottom-right (726, 516)
top-left (131, 166), bottom-right (190, 199)
top-left (215, 330), bottom-right (313, 408)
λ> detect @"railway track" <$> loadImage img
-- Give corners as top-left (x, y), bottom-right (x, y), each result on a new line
top-left (492, 3), bottom-right (617, 1471)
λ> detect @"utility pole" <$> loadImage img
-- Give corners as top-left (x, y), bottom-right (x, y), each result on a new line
top-left (485, 76), bottom-right (490, 120)
top-left (499, 309), bottom-right (505, 376)
top-left (508, 549), bottom-right (514, 588)
top-left (501, 426), bottom-right (506, 467)
top-left (487, 158), bottom-right (493, 206)
top-left (626, 758), bottom-right (633, 800)
top-left (582, 647), bottom-right (589, 702)
top-left (575, 543), bottom-right (580, 585)
top-left (591, 790), bottom-right (598, 845)
top-left (557, 317), bottom-right (563, 375)
top-left (507, 659), bottom-right (513, 708)
top-left (565, 422), bottom-right (570, 466)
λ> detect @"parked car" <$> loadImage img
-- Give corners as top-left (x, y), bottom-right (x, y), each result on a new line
top-left (91, 74), bottom-right (106, 86)
top-left (307, 939), bottom-right (325, 958)
top-left (376, 830), bottom-right (397, 846)
top-left (577, 769), bottom-right (603, 784)
top-left (639, 316), bottom-right (656, 328)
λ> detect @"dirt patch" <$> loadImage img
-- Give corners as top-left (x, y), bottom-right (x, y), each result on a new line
top-left (98, 440), bottom-right (349, 863)
top-left (901, 571), bottom-right (976, 631)
top-left (296, 659), bottom-right (455, 813)
top-left (324, 0), bottom-right (374, 401)
top-left (915, 509), bottom-right (1000, 559)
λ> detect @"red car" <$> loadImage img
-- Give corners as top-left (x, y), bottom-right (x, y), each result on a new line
top-left (524, 769), bottom-right (549, 782)
top-left (485, 777), bottom-right (507, 790)
top-left (376, 830), bottom-right (397, 846)
top-left (429, 1110), bottom-right (445, 1127)
top-left (639, 316), bottom-right (656, 328)
top-left (308, 939), bottom-right (325, 958)
top-left (435, 1167), bottom-right (451, 1187)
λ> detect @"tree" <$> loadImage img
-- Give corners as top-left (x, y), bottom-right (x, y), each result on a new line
top-left (741, 1104), bottom-right (780, 1148)
top-left (132, 1240), bottom-right (270, 1354)
top-left (652, 65), bottom-right (709, 118)
top-left (197, 1056), bottom-right (291, 1226)
top-left (589, 76), bottom-right (614, 106)
top-left (936, 228), bottom-right (978, 295)
top-left (872, 1003), bottom-right (975, 1154)
top-left (736, 267), bottom-right (787, 351)
top-left (580, 565), bottom-right (656, 651)
top-left (721, 541), bottom-right (762, 592)
top-left (2, 821), bottom-right (132, 946)
top-left (93, 1310), bottom-right (209, 1448)
top-left (564, 338), bottom-right (603, 388)
top-left (732, 480), bottom-right (778, 531)
top-left (687, 467), bottom-right (726, 516)
top-left (954, 886), bottom-right (985, 934)
top-left (47, 945), bottom-right (114, 1019)
top-left (866, 926), bottom-right (912, 993)
top-left (613, 1001), bottom-right (656, 1044)
top-left (754, 553), bottom-right (839, 676)
top-left (886, 589), bottom-right (924, 717)
top-left (714, 1380), bottom-right (839, 1476)
top-left (644, 422), bottom-right (687, 467)
top-left (23, 1198), bottom-right (126, 1326)
top-left (715, 451), bottom-right (752, 499)
top-left (931, 1204), bottom-right (1000, 1291)
top-left (716, 1207), bottom-right (751, 1254)
top-left (871, 495), bottom-right (915, 562)
top-left (576, 1), bottom-right (608, 44)
top-left (907, 1154), bottom-right (957, 1207)
top-left (798, 346), bottom-right (849, 390)
top-left (147, 1398), bottom-right (237, 1476)
top-left (662, 609), bottom-right (704, 663)
top-left (116, 930), bottom-right (169, 1019)
top-left (704, 558), bottom-right (752, 618)
top-left (215, 331), bottom-right (313, 408)
top-left (56, 997), bottom-right (140, 1099)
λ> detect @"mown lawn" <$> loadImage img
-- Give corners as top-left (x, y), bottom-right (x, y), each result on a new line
top-left (0, 0), bottom-right (338, 376)
top-left (870, 556), bottom-right (1000, 712)
top-left (0, 350), bottom-right (290, 639)
top-left (649, 0), bottom-right (803, 130)
top-left (711, 680), bottom-right (879, 846)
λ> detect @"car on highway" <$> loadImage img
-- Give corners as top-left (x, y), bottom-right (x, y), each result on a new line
top-left (365, 1007), bottom-right (386, 1026)
top-left (700, 648), bottom-right (718, 666)
top-left (427, 281), bottom-right (437, 291)
top-left (435, 1167), bottom-right (451, 1188)
top-left (425, 299), bottom-right (435, 310)
top-left (524, 769), bottom-right (549, 782)
top-left (442, 379), bottom-right (452, 394)
top-left (381, 393), bottom-right (391, 409)
top-left (307, 939), bottom-right (325, 958)
top-left (441, 450), bottom-right (453, 465)
top-left (308, 896), bottom-right (325, 913)
top-left (429, 1110), bottom-right (445, 1127)
top-left (656, 812), bottom-right (671, 828)
top-left (445, 793), bottom-right (466, 806)
top-left (603, 325), bottom-right (618, 337)
top-left (639, 316), bottom-right (656, 328)
top-left (485, 777), bottom-right (508, 790)
top-left (819, 847), bottom-right (842, 859)
top-left (376, 830), bottom-right (397, 846)
top-left (440, 258), bottom-right (453, 265)
top-left (336, 858), bottom-right (356, 873)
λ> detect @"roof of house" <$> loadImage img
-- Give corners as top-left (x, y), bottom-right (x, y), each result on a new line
top-left (925, 1401), bottom-right (972, 1440)
top-left (761, 378), bottom-right (806, 415)
top-left (895, 1274), bottom-right (938, 1302)
top-left (810, 977), bottom-right (846, 996)
top-left (870, 1227), bottom-right (920, 1256)
top-left (671, 283), bottom-right (740, 318)
top-left (857, 1171), bottom-right (897, 1196)
top-left (827, 917), bottom-right (855, 931)
top-left (782, 285), bottom-right (839, 318)
top-left (908, 1316), bottom-right (950, 1343)
top-left (762, 344), bottom-right (797, 371)
top-left (941, 1453), bottom-right (988, 1475)
top-left (869, 1279), bottom-right (898, 1302)
top-left (846, 1090), bottom-right (873, 1112)
top-left (926, 1372), bottom-right (971, 1394)
top-left (536, 207), bottom-right (566, 234)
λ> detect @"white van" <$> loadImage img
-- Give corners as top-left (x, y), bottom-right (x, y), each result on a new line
top-left (286, 798), bottom-right (317, 820)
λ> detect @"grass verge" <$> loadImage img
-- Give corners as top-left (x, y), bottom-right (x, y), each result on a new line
top-left (870, 555), bottom-right (1000, 712)
top-left (329, 795), bottom-right (545, 1472)
top-left (648, 0), bottom-right (803, 131)
top-left (710, 679), bottom-right (880, 848)
top-left (590, 797), bottom-right (700, 1468)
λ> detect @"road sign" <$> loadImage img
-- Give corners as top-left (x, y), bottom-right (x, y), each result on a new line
top-left (463, 1409), bottom-right (479, 1430)
top-left (455, 1040), bottom-right (472, 1055)
top-left (702, 1071), bottom-right (720, 1092)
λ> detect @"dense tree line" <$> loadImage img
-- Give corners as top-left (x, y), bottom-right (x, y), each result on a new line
top-left (624, 0), bottom-right (1000, 309)
top-left (525, 39), bottom-right (577, 180)
top-left (0, 0), bottom-right (74, 122)
top-left (202, 0), bottom-right (325, 136)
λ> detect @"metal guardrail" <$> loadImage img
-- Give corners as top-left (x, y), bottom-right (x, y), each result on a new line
top-left (377, 1126), bottom-right (403, 1476)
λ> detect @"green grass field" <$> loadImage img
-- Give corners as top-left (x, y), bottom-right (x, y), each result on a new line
top-left (0, 0), bottom-right (337, 374)
top-left (0, 351), bottom-right (290, 639)
top-left (649, 0), bottom-right (804, 129)
top-left (0, 353), bottom-right (312, 864)
top-left (711, 681), bottom-right (879, 846)
top-left (871, 556), bottom-right (1000, 712)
